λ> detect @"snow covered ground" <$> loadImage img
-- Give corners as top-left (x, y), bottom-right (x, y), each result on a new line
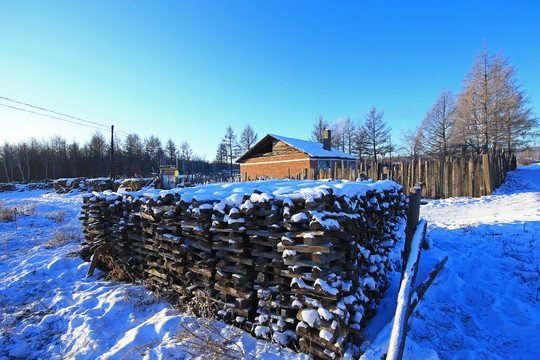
top-left (362, 164), bottom-right (540, 360)
top-left (1, 164), bottom-right (539, 359)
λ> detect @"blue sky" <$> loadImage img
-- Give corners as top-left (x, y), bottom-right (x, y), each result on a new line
top-left (1, 1), bottom-right (539, 159)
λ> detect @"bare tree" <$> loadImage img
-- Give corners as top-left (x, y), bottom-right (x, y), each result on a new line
top-left (67, 141), bottom-right (80, 177)
top-left (329, 117), bottom-right (354, 152)
top-left (454, 43), bottom-right (537, 152)
top-left (124, 133), bottom-right (144, 176)
top-left (125, 134), bottom-right (143, 158)
top-left (214, 142), bottom-right (228, 167)
top-left (2, 143), bottom-right (12, 182)
top-left (221, 125), bottom-right (240, 175)
top-left (363, 106), bottom-right (391, 160)
top-left (165, 139), bottom-right (177, 164)
top-left (400, 127), bottom-right (424, 159)
top-left (88, 132), bottom-right (108, 177)
top-left (240, 124), bottom-right (258, 153)
top-left (503, 92), bottom-right (538, 152)
top-left (144, 135), bottom-right (163, 172)
top-left (14, 143), bottom-right (28, 182)
top-left (179, 141), bottom-right (192, 174)
top-left (420, 88), bottom-right (456, 158)
top-left (310, 115), bottom-right (329, 143)
top-left (352, 124), bottom-right (368, 160)
top-left (345, 118), bottom-right (356, 154)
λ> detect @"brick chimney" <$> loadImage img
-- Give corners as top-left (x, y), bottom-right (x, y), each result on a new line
top-left (323, 129), bottom-right (331, 151)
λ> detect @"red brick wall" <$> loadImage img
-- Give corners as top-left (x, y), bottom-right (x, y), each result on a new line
top-left (240, 153), bottom-right (313, 180)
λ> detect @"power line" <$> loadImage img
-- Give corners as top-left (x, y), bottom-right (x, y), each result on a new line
top-left (0, 95), bottom-right (110, 130)
top-left (0, 103), bottom-right (109, 132)
top-left (0, 97), bottom-right (128, 140)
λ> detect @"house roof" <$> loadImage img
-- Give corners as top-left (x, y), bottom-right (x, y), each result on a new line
top-left (236, 134), bottom-right (357, 163)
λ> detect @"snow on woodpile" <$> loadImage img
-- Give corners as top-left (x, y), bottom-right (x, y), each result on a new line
top-left (79, 179), bottom-right (408, 359)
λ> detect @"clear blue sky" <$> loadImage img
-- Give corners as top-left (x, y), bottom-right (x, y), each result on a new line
top-left (1, 0), bottom-right (539, 159)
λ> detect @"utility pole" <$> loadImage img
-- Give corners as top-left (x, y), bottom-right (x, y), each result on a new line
top-left (109, 125), bottom-right (115, 179)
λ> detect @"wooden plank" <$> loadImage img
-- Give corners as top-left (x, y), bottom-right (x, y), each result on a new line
top-left (311, 251), bottom-right (344, 264)
top-left (277, 243), bottom-right (333, 254)
top-left (386, 220), bottom-right (427, 360)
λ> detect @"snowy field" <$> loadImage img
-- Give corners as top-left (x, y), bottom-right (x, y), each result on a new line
top-left (1, 165), bottom-right (539, 359)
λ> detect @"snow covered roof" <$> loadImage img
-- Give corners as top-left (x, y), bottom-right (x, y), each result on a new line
top-left (236, 134), bottom-right (357, 163)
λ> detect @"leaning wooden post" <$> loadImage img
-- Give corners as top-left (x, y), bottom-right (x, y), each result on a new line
top-left (387, 219), bottom-right (427, 360)
top-left (409, 256), bottom-right (448, 312)
top-left (87, 242), bottom-right (111, 277)
top-left (402, 187), bottom-right (422, 271)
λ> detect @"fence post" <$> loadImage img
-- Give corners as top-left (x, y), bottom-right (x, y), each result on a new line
top-left (403, 187), bottom-right (423, 272)
top-left (482, 152), bottom-right (491, 195)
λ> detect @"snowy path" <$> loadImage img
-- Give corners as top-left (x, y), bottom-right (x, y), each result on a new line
top-left (406, 164), bottom-right (540, 360)
top-left (362, 164), bottom-right (540, 360)
top-left (1, 165), bottom-right (539, 359)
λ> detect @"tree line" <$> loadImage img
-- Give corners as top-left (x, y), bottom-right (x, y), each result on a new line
top-left (1, 44), bottom-right (537, 183)
top-left (0, 123), bottom-right (258, 183)
top-left (311, 44), bottom-right (537, 162)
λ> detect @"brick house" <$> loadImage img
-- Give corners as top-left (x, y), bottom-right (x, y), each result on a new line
top-left (236, 130), bottom-right (357, 180)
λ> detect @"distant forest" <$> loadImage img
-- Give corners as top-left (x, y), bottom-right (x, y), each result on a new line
top-left (0, 132), bottom-right (232, 183)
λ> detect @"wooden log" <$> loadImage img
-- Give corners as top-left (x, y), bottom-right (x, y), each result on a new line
top-left (386, 220), bottom-right (427, 360)
top-left (409, 256), bottom-right (448, 312)
top-left (277, 243), bottom-right (333, 254)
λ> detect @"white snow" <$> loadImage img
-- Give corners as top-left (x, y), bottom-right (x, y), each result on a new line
top-left (0, 188), bottom-right (308, 360)
top-left (314, 278), bottom-right (339, 296)
top-left (300, 308), bottom-right (320, 328)
top-left (317, 307), bottom-right (334, 321)
top-left (138, 178), bottom-right (400, 205)
top-left (269, 134), bottom-right (357, 160)
top-left (282, 249), bottom-right (297, 257)
top-left (2, 164), bottom-right (540, 359)
top-left (361, 164), bottom-right (540, 360)
top-left (290, 212), bottom-right (309, 223)
top-left (319, 329), bottom-right (334, 342)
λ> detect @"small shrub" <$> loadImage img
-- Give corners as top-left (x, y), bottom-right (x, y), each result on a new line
top-left (120, 340), bottom-right (164, 360)
top-left (173, 292), bottom-right (248, 360)
top-left (101, 254), bottom-right (135, 283)
top-left (47, 210), bottom-right (68, 223)
top-left (176, 317), bottom-right (244, 360)
top-left (45, 226), bottom-right (81, 248)
top-left (122, 286), bottom-right (162, 312)
top-left (0, 201), bottom-right (18, 222)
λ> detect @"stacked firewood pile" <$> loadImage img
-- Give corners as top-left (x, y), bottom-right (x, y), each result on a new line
top-left (80, 180), bottom-right (407, 359)
top-left (117, 178), bottom-right (154, 192)
top-left (54, 177), bottom-right (153, 194)
top-left (53, 178), bottom-right (88, 193)
top-left (0, 183), bottom-right (17, 192)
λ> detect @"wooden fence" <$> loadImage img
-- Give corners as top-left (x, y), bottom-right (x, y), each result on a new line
top-left (294, 150), bottom-right (516, 199)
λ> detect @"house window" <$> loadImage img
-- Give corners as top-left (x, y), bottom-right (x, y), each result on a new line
top-left (318, 160), bottom-right (332, 169)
